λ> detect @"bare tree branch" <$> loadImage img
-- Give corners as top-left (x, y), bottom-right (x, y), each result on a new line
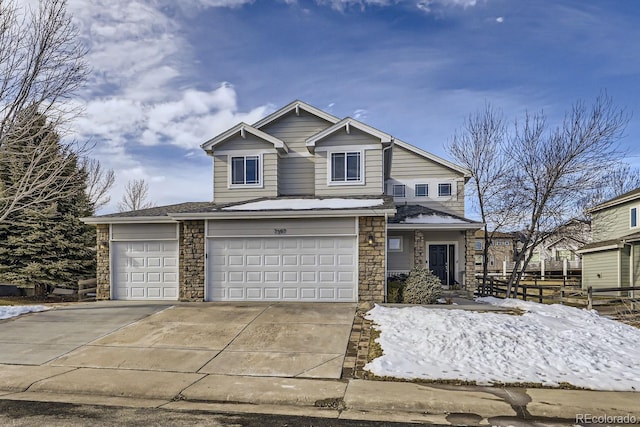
top-left (0, 0), bottom-right (88, 223)
top-left (81, 157), bottom-right (114, 213)
top-left (118, 178), bottom-right (155, 212)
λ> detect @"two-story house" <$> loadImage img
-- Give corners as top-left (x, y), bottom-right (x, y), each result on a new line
top-left (82, 100), bottom-right (481, 303)
top-left (578, 188), bottom-right (640, 290)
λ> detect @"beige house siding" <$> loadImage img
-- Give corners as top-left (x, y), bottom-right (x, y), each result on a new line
top-left (582, 249), bottom-right (619, 289)
top-left (207, 217), bottom-right (356, 237)
top-left (213, 152), bottom-right (278, 203)
top-left (388, 145), bottom-right (465, 215)
top-left (620, 244), bottom-right (631, 286)
top-left (315, 144), bottom-right (383, 196)
top-left (261, 110), bottom-right (332, 196)
top-left (213, 134), bottom-right (275, 151)
top-left (592, 200), bottom-right (640, 241)
top-left (111, 223), bottom-right (178, 240)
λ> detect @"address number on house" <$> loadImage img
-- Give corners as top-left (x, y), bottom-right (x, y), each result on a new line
top-left (274, 228), bottom-right (287, 235)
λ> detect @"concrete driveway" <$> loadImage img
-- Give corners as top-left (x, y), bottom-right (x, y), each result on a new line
top-left (1, 302), bottom-right (356, 379)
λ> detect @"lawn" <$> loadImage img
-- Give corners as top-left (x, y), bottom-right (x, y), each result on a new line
top-left (365, 297), bottom-right (640, 391)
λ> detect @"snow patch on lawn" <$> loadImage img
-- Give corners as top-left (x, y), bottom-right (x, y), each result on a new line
top-left (365, 298), bottom-right (640, 391)
top-left (222, 198), bottom-right (385, 210)
top-left (0, 305), bottom-right (50, 320)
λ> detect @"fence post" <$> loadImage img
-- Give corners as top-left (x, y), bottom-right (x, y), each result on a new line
top-left (587, 286), bottom-right (593, 310)
top-left (503, 260), bottom-right (507, 279)
top-left (560, 283), bottom-right (565, 305)
top-left (563, 258), bottom-right (568, 279)
top-left (522, 284), bottom-right (527, 301)
top-left (539, 285), bottom-right (543, 303)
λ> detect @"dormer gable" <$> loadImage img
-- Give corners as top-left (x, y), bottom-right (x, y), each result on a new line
top-left (392, 139), bottom-right (470, 179)
top-left (253, 100), bottom-right (340, 130)
top-left (305, 117), bottom-right (392, 154)
top-left (201, 122), bottom-right (288, 154)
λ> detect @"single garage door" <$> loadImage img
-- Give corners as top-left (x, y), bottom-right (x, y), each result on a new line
top-left (206, 236), bottom-right (357, 302)
top-left (111, 241), bottom-right (179, 300)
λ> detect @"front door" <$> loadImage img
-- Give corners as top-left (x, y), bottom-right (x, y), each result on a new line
top-left (428, 244), bottom-right (456, 286)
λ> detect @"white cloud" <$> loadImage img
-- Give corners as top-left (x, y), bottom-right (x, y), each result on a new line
top-left (496, 16), bottom-right (504, 23)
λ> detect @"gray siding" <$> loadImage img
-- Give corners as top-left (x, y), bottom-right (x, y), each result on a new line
top-left (591, 200), bottom-right (640, 242)
top-left (387, 231), bottom-right (414, 272)
top-left (621, 244), bottom-right (631, 286)
top-left (261, 110), bottom-right (332, 196)
top-left (582, 249), bottom-right (619, 289)
top-left (213, 152), bottom-right (278, 203)
top-left (278, 156), bottom-right (315, 195)
top-left (111, 223), bottom-right (178, 240)
top-left (634, 243), bottom-right (640, 287)
top-left (207, 217), bottom-right (356, 237)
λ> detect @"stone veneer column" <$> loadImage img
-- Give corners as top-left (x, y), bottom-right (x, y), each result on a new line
top-left (413, 230), bottom-right (425, 268)
top-left (179, 220), bottom-right (206, 301)
top-left (464, 229), bottom-right (476, 288)
top-left (96, 224), bottom-right (111, 300)
top-left (358, 216), bottom-right (386, 305)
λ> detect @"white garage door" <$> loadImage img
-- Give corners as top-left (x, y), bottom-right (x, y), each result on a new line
top-left (207, 236), bottom-right (357, 302)
top-left (112, 241), bottom-right (179, 300)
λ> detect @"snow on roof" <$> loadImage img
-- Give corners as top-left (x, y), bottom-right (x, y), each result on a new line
top-left (222, 198), bottom-right (386, 211)
top-left (400, 214), bottom-right (469, 224)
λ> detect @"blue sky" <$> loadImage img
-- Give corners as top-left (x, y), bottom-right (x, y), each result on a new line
top-left (63, 0), bottom-right (640, 213)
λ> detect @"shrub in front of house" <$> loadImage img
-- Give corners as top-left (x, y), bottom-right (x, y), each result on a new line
top-left (387, 280), bottom-right (405, 303)
top-left (402, 267), bottom-right (442, 304)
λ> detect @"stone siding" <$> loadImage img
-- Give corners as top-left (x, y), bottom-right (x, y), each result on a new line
top-left (358, 216), bottom-right (386, 305)
top-left (96, 224), bottom-right (111, 300)
top-left (464, 229), bottom-right (476, 288)
top-left (413, 230), bottom-right (425, 268)
top-left (179, 220), bottom-right (206, 301)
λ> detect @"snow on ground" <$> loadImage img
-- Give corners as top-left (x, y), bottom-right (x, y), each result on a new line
top-left (222, 198), bottom-right (385, 210)
top-left (0, 305), bottom-right (49, 320)
top-left (365, 297), bottom-right (640, 391)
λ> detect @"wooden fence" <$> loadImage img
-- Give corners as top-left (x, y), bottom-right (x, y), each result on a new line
top-left (77, 278), bottom-right (97, 302)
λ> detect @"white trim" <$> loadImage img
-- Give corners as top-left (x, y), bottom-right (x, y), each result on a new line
top-left (630, 206), bottom-right (638, 229)
top-left (110, 237), bottom-right (179, 242)
top-left (388, 223), bottom-right (482, 231)
top-left (355, 216), bottom-right (360, 300)
top-left (384, 213), bottom-right (388, 302)
top-left (577, 243), bottom-right (623, 254)
top-left (306, 117), bottom-right (392, 153)
top-left (215, 148), bottom-right (274, 156)
top-left (81, 216), bottom-right (179, 225)
top-left (227, 153), bottom-right (263, 189)
top-left (315, 144), bottom-right (379, 152)
top-left (387, 235), bottom-right (403, 252)
top-left (203, 220), bottom-right (208, 302)
top-left (201, 122), bottom-right (288, 153)
top-left (206, 233), bottom-right (357, 238)
top-left (108, 224), bottom-right (113, 300)
top-left (326, 149), bottom-right (365, 187)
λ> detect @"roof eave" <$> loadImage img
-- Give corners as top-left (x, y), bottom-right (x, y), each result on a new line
top-left (252, 100), bottom-right (341, 129)
top-left (201, 123), bottom-right (289, 153)
top-left (171, 207), bottom-right (396, 220)
top-left (81, 216), bottom-right (178, 225)
top-left (306, 117), bottom-right (392, 153)
top-left (388, 223), bottom-right (483, 230)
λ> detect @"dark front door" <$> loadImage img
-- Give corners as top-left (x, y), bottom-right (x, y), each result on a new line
top-left (428, 245), bottom-right (447, 285)
top-left (428, 244), bottom-right (456, 286)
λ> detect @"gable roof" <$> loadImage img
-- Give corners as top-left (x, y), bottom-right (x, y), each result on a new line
top-left (393, 139), bottom-right (471, 179)
top-left (252, 100), bottom-right (340, 130)
top-left (305, 117), bottom-right (392, 153)
top-left (590, 187), bottom-right (640, 213)
top-left (388, 204), bottom-right (482, 230)
top-left (201, 122), bottom-right (288, 153)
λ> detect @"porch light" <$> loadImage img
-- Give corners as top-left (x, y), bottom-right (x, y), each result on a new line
top-left (368, 234), bottom-right (374, 245)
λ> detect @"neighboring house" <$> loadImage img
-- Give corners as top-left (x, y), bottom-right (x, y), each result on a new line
top-left (578, 188), bottom-right (640, 290)
top-left (82, 100), bottom-right (481, 303)
top-left (473, 230), bottom-right (517, 275)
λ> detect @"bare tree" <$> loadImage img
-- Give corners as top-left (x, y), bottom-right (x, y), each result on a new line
top-left (81, 158), bottom-right (115, 213)
top-left (447, 103), bottom-right (520, 284)
top-left (505, 93), bottom-right (628, 296)
top-left (118, 179), bottom-right (155, 212)
top-left (0, 0), bottom-right (88, 223)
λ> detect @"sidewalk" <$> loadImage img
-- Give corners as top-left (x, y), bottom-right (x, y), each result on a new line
top-left (1, 363), bottom-right (638, 425)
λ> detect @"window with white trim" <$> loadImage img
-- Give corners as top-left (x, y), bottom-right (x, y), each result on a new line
top-left (393, 184), bottom-right (406, 198)
top-left (475, 240), bottom-right (482, 250)
top-left (438, 183), bottom-right (452, 197)
top-left (415, 184), bottom-right (428, 197)
top-left (388, 236), bottom-right (403, 252)
top-left (330, 152), bottom-right (362, 183)
top-left (631, 207), bottom-right (638, 228)
top-left (231, 155), bottom-right (260, 185)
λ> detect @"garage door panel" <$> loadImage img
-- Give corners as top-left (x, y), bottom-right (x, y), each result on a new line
top-left (207, 236), bottom-right (357, 302)
top-left (111, 241), bottom-right (178, 301)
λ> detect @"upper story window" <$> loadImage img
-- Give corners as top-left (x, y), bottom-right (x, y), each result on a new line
top-left (330, 151), bottom-right (362, 184)
top-left (438, 183), bottom-right (452, 197)
top-left (631, 207), bottom-right (638, 228)
top-left (231, 155), bottom-right (260, 186)
top-left (415, 184), bottom-right (428, 197)
top-left (393, 184), bottom-right (406, 198)
top-left (475, 240), bottom-right (483, 250)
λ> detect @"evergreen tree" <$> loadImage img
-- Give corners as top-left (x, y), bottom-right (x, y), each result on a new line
top-left (0, 110), bottom-right (95, 295)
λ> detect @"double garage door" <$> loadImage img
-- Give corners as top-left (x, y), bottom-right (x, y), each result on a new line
top-left (109, 219), bottom-right (358, 302)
